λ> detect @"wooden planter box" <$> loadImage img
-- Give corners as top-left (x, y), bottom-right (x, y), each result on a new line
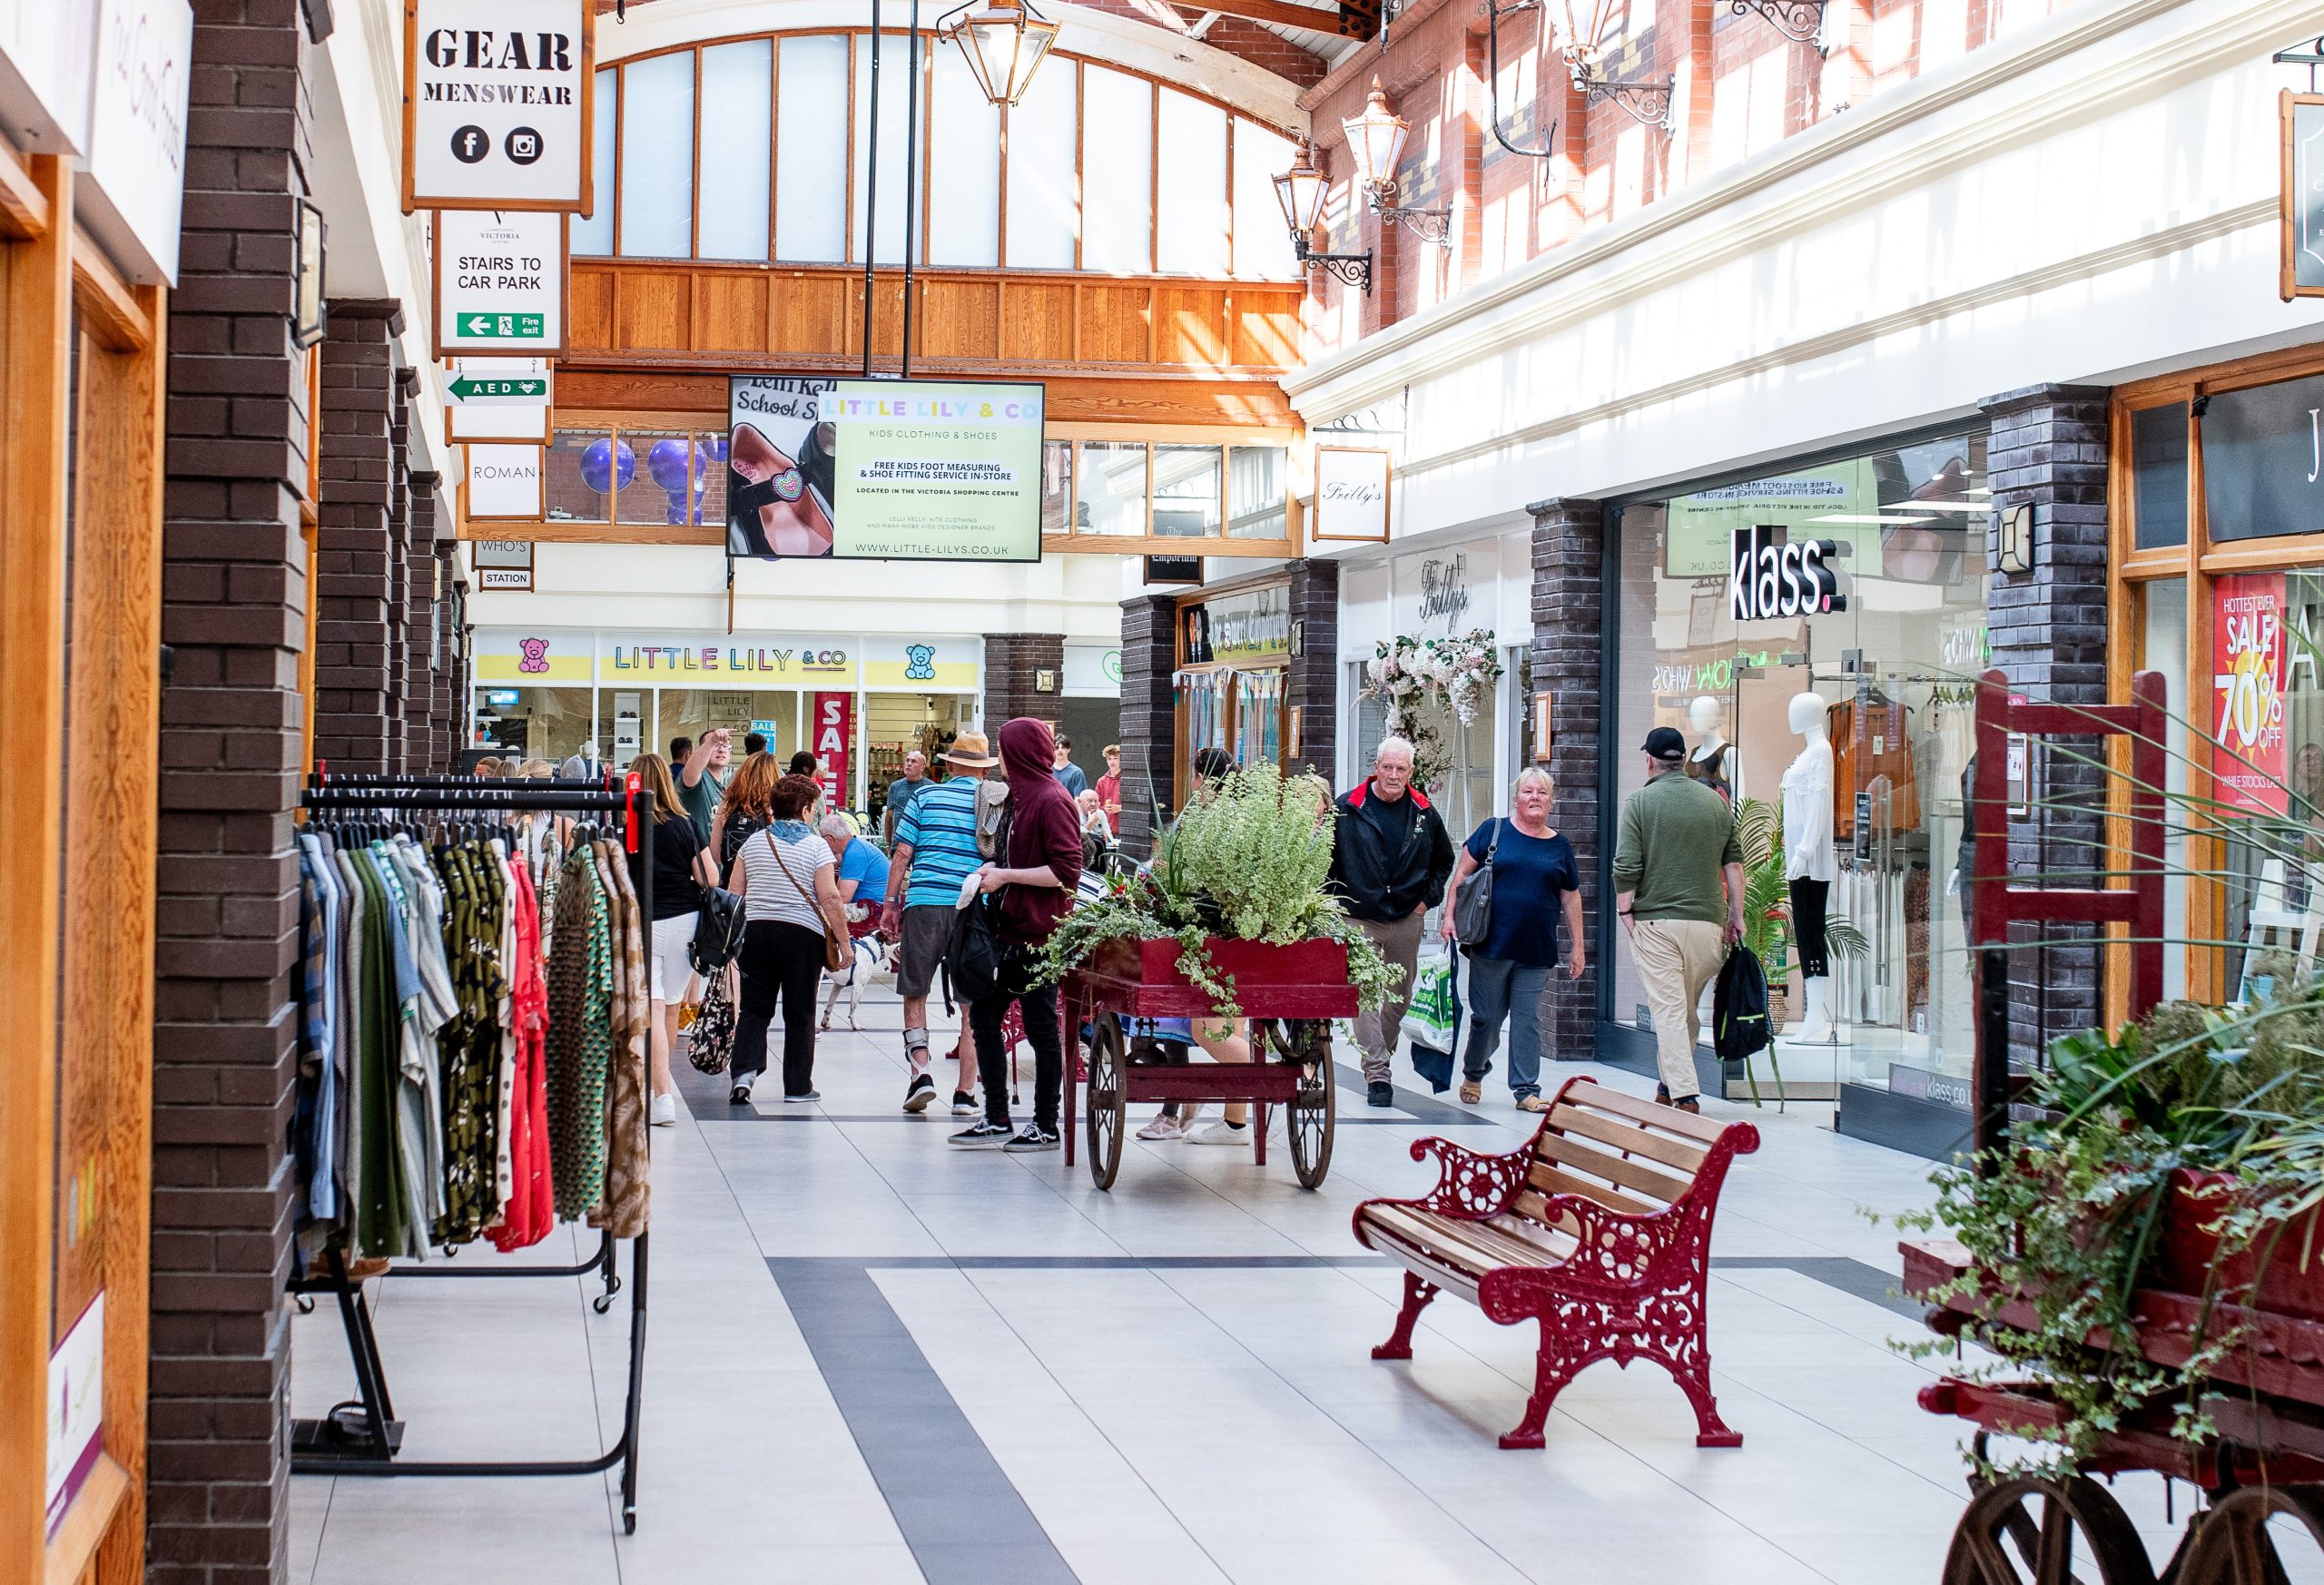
top-left (2155, 1169), bottom-right (2324, 1322)
top-left (1087, 935), bottom-right (1349, 987)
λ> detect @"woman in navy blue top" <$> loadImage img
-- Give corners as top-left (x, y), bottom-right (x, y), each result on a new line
top-left (1440, 767), bottom-right (1583, 1111)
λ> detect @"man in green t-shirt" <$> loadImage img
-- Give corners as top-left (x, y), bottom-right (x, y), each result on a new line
top-left (677, 727), bottom-right (733, 843)
top-left (1611, 726), bottom-right (1746, 1113)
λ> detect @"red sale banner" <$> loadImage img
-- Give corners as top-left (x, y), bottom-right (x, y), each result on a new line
top-left (811, 691), bottom-right (853, 810)
top-left (2213, 572), bottom-right (2290, 815)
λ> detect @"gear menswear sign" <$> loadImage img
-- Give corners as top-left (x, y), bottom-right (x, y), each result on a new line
top-left (432, 210), bottom-right (566, 359)
top-left (403, 0), bottom-right (595, 213)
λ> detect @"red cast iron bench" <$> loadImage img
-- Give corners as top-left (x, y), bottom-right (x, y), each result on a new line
top-left (1351, 1075), bottom-right (1760, 1449)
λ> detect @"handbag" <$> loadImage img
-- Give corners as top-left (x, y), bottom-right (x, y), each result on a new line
top-left (689, 885), bottom-right (745, 975)
top-left (765, 829), bottom-right (847, 972)
top-left (1452, 819), bottom-right (1500, 949)
top-left (688, 969), bottom-right (737, 1073)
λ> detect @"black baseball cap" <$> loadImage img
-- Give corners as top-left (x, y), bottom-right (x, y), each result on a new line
top-left (1642, 726), bottom-right (1688, 763)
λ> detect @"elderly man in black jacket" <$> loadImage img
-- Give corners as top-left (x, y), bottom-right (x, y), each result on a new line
top-left (1328, 736), bottom-right (1456, 1108)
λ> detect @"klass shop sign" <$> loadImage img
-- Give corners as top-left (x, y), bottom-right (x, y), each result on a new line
top-left (1728, 526), bottom-right (1846, 621)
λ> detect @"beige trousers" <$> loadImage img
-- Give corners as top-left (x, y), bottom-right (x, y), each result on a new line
top-left (1630, 918), bottom-right (1724, 1101)
top-left (1349, 911), bottom-right (1425, 1086)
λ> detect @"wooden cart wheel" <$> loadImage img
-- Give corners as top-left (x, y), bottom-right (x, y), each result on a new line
top-left (2178, 1485), bottom-right (2324, 1585)
top-left (1085, 1013), bottom-right (1128, 1191)
top-left (1942, 1475), bottom-right (2155, 1585)
top-left (1276, 1020), bottom-right (1335, 1190)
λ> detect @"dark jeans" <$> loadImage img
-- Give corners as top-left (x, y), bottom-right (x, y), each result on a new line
top-left (969, 954), bottom-right (1063, 1131)
top-left (733, 920), bottom-right (824, 1095)
top-left (1463, 955), bottom-right (1550, 1098)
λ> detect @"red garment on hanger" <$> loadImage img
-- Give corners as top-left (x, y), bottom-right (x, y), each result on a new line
top-left (489, 865), bottom-right (556, 1252)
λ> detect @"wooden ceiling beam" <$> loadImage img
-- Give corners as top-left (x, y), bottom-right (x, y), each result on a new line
top-left (1173, 0), bottom-right (1373, 36)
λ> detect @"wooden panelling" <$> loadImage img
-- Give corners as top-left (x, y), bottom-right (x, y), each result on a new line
top-left (770, 270), bottom-right (852, 359)
top-left (693, 271), bottom-right (769, 352)
top-left (458, 517), bottom-right (725, 545)
top-left (1078, 282), bottom-right (1153, 363)
top-left (917, 278), bottom-right (1000, 361)
top-left (557, 367), bottom-right (1298, 429)
top-left (2, 155), bottom-right (71, 1585)
top-left (569, 266), bottom-right (615, 350)
top-left (1155, 285), bottom-right (1228, 368)
top-left (565, 261), bottom-right (1304, 379)
top-left (614, 270), bottom-right (691, 351)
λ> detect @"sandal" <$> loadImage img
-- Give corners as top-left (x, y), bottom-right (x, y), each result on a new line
top-left (1458, 1081), bottom-right (1482, 1106)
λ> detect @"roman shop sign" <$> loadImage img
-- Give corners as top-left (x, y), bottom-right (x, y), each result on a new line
top-left (403, 0), bottom-right (594, 213)
top-left (433, 210), bottom-right (566, 359)
top-left (466, 443), bottom-right (546, 519)
top-left (1311, 446), bottom-right (1392, 543)
top-left (1728, 526), bottom-right (1846, 621)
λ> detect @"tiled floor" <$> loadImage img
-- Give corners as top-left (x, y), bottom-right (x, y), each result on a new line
top-left (287, 992), bottom-right (2193, 1584)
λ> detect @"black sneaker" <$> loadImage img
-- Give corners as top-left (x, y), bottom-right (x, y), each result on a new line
top-left (730, 1075), bottom-right (757, 1105)
top-left (1366, 1081), bottom-right (1394, 1108)
top-left (783, 1089), bottom-right (822, 1103)
top-left (950, 1119), bottom-right (1014, 1148)
top-left (1003, 1124), bottom-right (1061, 1153)
top-left (950, 1090), bottom-right (979, 1117)
top-left (903, 1074), bottom-right (936, 1113)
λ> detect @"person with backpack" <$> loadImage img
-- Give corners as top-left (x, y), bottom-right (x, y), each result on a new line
top-left (880, 732), bottom-right (1000, 1116)
top-left (950, 719), bottom-right (1083, 1152)
top-left (1438, 767), bottom-right (1582, 1113)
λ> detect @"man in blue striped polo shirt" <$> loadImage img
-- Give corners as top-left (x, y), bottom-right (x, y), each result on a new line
top-left (880, 731), bottom-right (1000, 1116)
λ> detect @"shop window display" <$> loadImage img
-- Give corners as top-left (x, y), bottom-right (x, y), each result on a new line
top-left (1610, 430), bottom-right (1991, 1100)
top-left (656, 688), bottom-right (802, 771)
top-left (474, 686), bottom-right (595, 763)
top-left (864, 692), bottom-right (978, 830)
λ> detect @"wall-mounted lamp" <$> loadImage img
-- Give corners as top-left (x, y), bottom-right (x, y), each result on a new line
top-left (1553, 0), bottom-right (1676, 132)
top-left (1341, 79), bottom-right (1452, 248)
top-left (291, 196), bottom-right (328, 350)
top-left (1996, 503), bottom-right (2034, 576)
top-left (1272, 143), bottom-right (1374, 294)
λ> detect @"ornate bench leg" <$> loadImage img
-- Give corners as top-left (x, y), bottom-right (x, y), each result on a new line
top-left (1646, 1291), bottom-right (1742, 1448)
top-left (1671, 1363), bottom-right (1741, 1448)
top-left (1501, 1322), bottom-right (1583, 1450)
top-left (1372, 1272), bottom-right (1438, 1361)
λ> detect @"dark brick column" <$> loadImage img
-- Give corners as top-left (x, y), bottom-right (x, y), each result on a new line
top-left (152, 4), bottom-right (319, 1581)
top-left (1286, 557), bottom-right (1339, 784)
top-left (386, 367), bottom-right (415, 771)
top-left (1529, 497), bottom-right (1606, 1064)
top-left (312, 299), bottom-right (400, 773)
top-left (409, 474), bottom-right (442, 770)
top-left (982, 632), bottom-right (1066, 729)
top-left (1981, 383), bottom-right (2112, 1063)
top-left (1117, 594), bottom-right (1177, 859)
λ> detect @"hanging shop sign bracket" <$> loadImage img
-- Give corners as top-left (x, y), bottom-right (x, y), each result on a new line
top-left (2280, 84), bottom-right (2324, 300)
top-left (431, 211), bottom-right (568, 359)
top-left (402, 0), bottom-right (596, 213)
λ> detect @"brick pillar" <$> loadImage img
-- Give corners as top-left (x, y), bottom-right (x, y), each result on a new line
top-left (409, 474), bottom-right (441, 770)
top-left (1286, 558), bottom-right (1339, 784)
top-left (313, 300), bottom-right (400, 773)
top-left (386, 367), bottom-right (415, 772)
top-left (152, 5), bottom-right (319, 1581)
top-left (1529, 497), bottom-right (1606, 1063)
top-left (1117, 595), bottom-right (1177, 859)
top-left (1981, 383), bottom-right (2111, 1063)
top-left (982, 632), bottom-right (1065, 730)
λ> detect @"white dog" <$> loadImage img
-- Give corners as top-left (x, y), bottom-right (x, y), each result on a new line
top-left (821, 933), bottom-right (897, 1031)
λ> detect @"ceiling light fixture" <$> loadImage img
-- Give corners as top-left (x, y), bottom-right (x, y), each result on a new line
top-left (935, 0), bottom-right (1059, 105)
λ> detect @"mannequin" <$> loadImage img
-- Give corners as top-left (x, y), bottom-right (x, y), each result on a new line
top-left (1781, 692), bottom-right (1837, 1042)
top-left (1686, 696), bottom-right (1733, 802)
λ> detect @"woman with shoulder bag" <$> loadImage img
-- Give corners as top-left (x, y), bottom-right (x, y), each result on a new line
top-left (631, 754), bottom-right (707, 1127)
top-left (1440, 767), bottom-right (1583, 1112)
top-left (725, 773), bottom-right (851, 1104)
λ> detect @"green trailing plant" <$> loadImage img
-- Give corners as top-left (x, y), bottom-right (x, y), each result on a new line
top-left (1035, 763), bottom-right (1403, 1019)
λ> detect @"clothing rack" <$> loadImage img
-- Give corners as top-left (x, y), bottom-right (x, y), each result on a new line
top-left (290, 773), bottom-right (656, 1534)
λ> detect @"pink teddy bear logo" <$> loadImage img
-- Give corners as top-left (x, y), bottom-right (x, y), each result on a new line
top-left (517, 637), bottom-right (550, 674)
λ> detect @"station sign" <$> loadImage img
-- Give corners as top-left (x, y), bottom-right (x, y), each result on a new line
top-left (432, 210), bottom-right (566, 359)
top-left (471, 539), bottom-right (535, 590)
top-left (403, 0), bottom-right (595, 213)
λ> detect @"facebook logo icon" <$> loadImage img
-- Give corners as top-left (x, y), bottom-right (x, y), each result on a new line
top-left (450, 124), bottom-right (488, 163)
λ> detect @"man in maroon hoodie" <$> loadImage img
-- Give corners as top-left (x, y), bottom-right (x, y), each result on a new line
top-left (950, 718), bottom-right (1086, 1151)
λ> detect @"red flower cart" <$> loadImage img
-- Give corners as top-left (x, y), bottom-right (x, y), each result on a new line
top-left (1059, 936), bottom-right (1358, 1190)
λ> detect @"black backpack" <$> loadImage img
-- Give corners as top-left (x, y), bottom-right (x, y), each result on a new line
top-left (1712, 944), bottom-right (1772, 1064)
top-left (944, 801), bottom-right (1014, 1007)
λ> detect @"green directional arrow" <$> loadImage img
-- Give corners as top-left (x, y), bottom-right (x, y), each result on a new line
top-left (448, 376), bottom-right (548, 399)
top-left (455, 311), bottom-right (547, 340)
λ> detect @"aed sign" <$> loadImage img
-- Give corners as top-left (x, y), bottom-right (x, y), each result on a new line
top-left (432, 209), bottom-right (566, 359)
top-left (403, 0), bottom-right (594, 213)
top-left (1728, 526), bottom-right (1846, 621)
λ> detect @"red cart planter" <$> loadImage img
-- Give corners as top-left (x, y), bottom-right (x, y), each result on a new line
top-left (1903, 1172), bottom-right (2324, 1581)
top-left (1059, 936), bottom-right (1359, 1190)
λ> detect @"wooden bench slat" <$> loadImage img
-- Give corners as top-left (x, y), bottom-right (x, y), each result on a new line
top-left (1549, 1102), bottom-right (1708, 1175)
top-left (1520, 1164), bottom-right (1659, 1218)
top-left (1370, 1236), bottom-right (1482, 1303)
top-left (1364, 1206), bottom-right (1507, 1278)
top-left (1532, 1131), bottom-right (1692, 1207)
top-left (1483, 1212), bottom-right (1581, 1262)
top-left (1567, 1078), bottom-right (1728, 1145)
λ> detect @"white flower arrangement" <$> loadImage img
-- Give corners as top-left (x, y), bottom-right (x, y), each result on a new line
top-left (1361, 630), bottom-right (1505, 792)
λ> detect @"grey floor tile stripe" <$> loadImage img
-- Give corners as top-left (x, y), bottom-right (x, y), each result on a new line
top-left (1331, 1060), bottom-right (1481, 1126)
top-left (1714, 1255), bottom-right (1928, 1320)
top-left (766, 1258), bottom-right (1081, 1585)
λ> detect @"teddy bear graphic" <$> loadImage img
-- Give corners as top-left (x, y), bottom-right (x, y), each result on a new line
top-left (903, 644), bottom-right (935, 681)
top-left (517, 637), bottom-right (551, 674)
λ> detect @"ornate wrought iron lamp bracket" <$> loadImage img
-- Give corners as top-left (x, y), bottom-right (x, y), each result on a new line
top-left (1728, 0), bottom-right (1826, 44)
top-left (1292, 233), bottom-right (1375, 294)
